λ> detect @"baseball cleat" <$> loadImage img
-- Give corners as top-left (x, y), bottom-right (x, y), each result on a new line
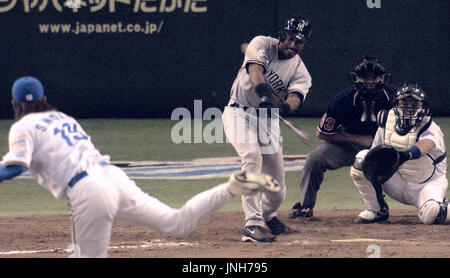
top-left (354, 208), bottom-right (389, 224)
top-left (227, 171), bottom-right (280, 196)
top-left (265, 216), bottom-right (289, 235)
top-left (289, 202), bottom-right (313, 219)
top-left (241, 226), bottom-right (276, 242)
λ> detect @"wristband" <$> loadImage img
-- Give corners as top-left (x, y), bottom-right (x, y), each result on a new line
top-left (407, 145), bottom-right (421, 160)
top-left (0, 164), bottom-right (28, 182)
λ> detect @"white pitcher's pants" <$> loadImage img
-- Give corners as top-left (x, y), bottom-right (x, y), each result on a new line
top-left (67, 164), bottom-right (234, 257)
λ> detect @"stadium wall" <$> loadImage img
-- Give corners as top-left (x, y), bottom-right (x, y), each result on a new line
top-left (0, 0), bottom-right (447, 118)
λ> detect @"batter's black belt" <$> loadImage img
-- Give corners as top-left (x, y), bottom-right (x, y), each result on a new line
top-left (68, 161), bottom-right (109, 188)
top-left (229, 103), bottom-right (272, 117)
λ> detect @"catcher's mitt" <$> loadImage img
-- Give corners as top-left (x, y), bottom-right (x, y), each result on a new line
top-left (362, 144), bottom-right (400, 185)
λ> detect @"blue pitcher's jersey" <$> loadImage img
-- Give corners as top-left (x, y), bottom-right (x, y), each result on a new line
top-left (317, 85), bottom-right (397, 136)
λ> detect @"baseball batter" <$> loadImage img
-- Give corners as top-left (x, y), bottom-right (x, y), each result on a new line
top-left (351, 83), bottom-right (449, 224)
top-left (289, 57), bottom-right (397, 219)
top-left (0, 76), bottom-right (280, 257)
top-left (222, 16), bottom-right (312, 242)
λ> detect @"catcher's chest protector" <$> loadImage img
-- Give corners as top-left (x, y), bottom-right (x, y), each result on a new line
top-left (384, 109), bottom-right (434, 183)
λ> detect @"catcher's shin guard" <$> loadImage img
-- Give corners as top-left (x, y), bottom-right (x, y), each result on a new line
top-left (351, 150), bottom-right (381, 211)
top-left (444, 200), bottom-right (450, 224)
top-left (419, 199), bottom-right (450, 225)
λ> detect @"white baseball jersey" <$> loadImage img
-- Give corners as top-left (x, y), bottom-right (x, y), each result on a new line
top-left (228, 35), bottom-right (312, 107)
top-left (1, 111), bottom-right (109, 200)
top-left (372, 119), bottom-right (447, 180)
top-left (223, 35), bottom-right (311, 229)
top-left (2, 110), bottom-right (237, 257)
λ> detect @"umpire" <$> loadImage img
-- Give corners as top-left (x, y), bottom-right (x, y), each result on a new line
top-left (289, 56), bottom-right (397, 218)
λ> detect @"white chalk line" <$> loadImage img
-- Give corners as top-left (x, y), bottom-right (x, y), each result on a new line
top-left (330, 238), bottom-right (393, 243)
top-left (283, 238), bottom-right (394, 246)
top-left (0, 240), bottom-right (199, 256)
top-left (0, 238), bottom-right (400, 255)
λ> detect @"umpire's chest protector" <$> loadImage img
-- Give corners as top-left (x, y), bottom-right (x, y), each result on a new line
top-left (384, 110), bottom-right (434, 183)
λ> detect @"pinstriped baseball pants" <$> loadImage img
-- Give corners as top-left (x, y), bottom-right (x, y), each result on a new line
top-left (222, 106), bottom-right (286, 228)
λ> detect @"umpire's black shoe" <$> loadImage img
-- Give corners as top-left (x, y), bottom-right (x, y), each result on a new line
top-left (265, 217), bottom-right (287, 235)
top-left (242, 226), bottom-right (276, 242)
top-left (289, 202), bottom-right (313, 219)
top-left (354, 207), bottom-right (389, 224)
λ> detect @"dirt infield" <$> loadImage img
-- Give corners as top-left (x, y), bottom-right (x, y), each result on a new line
top-left (0, 209), bottom-right (448, 258)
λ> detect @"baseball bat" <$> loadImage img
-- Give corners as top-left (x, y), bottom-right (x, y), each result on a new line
top-left (267, 87), bottom-right (313, 146)
top-left (277, 114), bottom-right (313, 146)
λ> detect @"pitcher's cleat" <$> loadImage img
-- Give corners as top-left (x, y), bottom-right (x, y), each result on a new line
top-left (227, 171), bottom-right (281, 196)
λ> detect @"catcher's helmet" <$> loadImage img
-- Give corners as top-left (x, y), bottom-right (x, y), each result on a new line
top-left (279, 16), bottom-right (312, 42)
top-left (349, 56), bottom-right (389, 93)
top-left (393, 83), bottom-right (429, 135)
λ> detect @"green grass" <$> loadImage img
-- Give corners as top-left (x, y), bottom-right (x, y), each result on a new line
top-left (0, 117), bottom-right (448, 216)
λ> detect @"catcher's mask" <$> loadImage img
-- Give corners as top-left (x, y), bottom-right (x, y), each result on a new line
top-left (279, 16), bottom-right (312, 42)
top-left (393, 83), bottom-right (429, 135)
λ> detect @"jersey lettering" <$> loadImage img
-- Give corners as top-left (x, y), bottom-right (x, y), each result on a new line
top-left (266, 69), bottom-right (286, 93)
top-left (35, 124), bottom-right (47, 132)
top-left (42, 118), bottom-right (53, 124)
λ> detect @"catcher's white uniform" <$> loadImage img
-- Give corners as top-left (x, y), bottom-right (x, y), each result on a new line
top-left (222, 35), bottom-right (311, 228)
top-left (2, 111), bottom-right (238, 257)
top-left (373, 121), bottom-right (447, 209)
top-left (352, 111), bottom-right (448, 224)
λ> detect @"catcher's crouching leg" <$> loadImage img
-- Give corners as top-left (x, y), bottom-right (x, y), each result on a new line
top-left (350, 150), bottom-right (389, 223)
top-left (350, 150), bottom-right (381, 212)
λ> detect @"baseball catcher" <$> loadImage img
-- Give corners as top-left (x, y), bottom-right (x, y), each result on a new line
top-left (351, 83), bottom-right (448, 224)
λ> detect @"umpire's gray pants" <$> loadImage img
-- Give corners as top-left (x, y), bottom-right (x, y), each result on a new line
top-left (298, 141), bottom-right (366, 209)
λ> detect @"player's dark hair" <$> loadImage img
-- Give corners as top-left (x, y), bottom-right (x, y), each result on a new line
top-left (14, 98), bottom-right (56, 120)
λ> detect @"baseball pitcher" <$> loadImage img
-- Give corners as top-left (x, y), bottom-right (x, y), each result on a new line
top-left (222, 16), bottom-right (312, 242)
top-left (351, 83), bottom-right (448, 224)
top-left (0, 77), bottom-right (281, 257)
